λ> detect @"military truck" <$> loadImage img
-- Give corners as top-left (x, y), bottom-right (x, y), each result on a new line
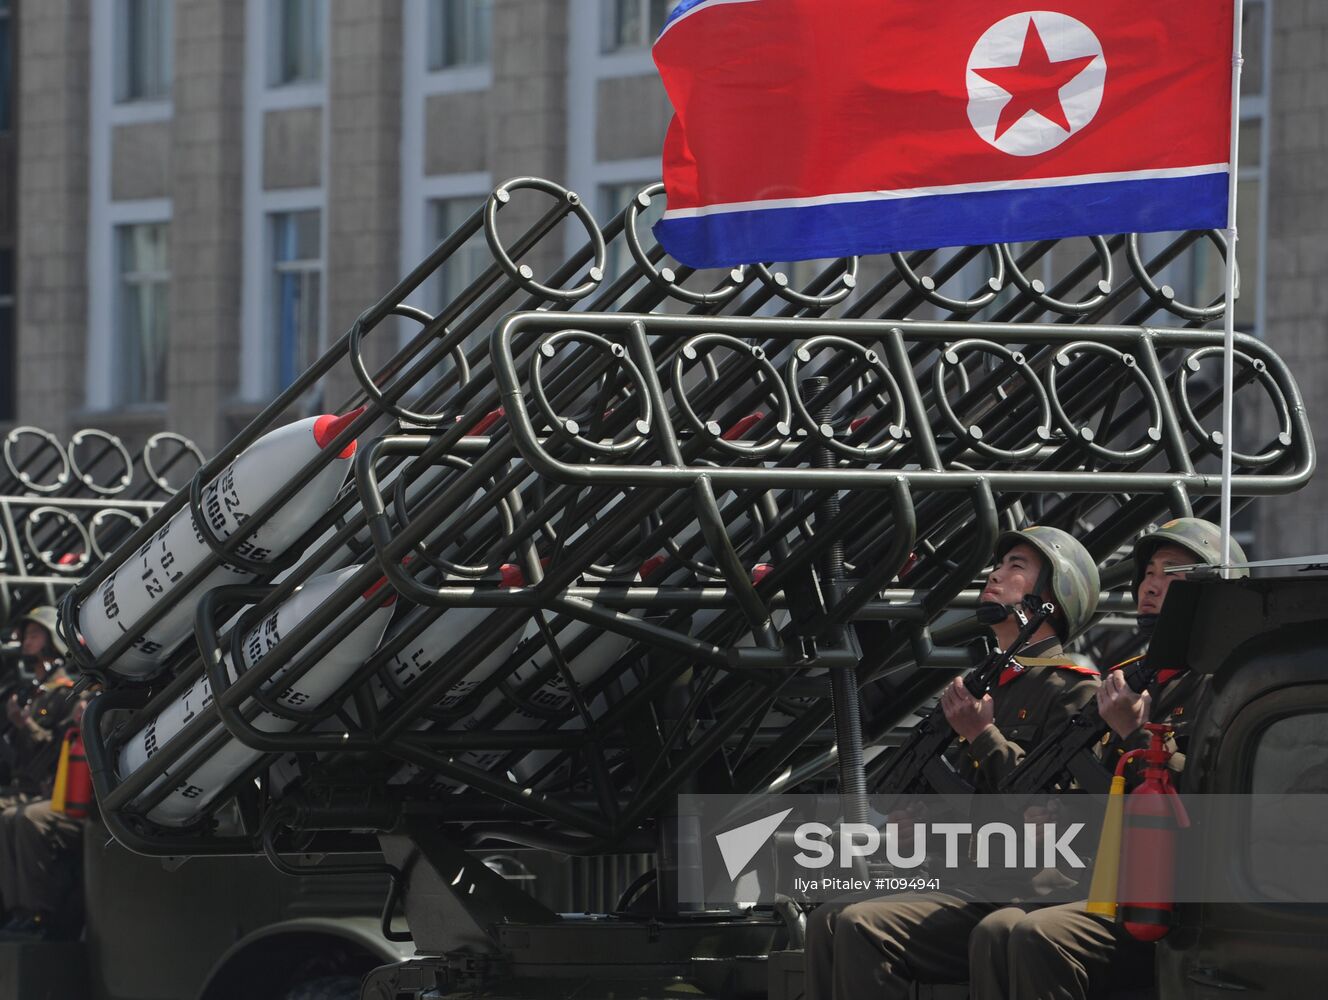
top-left (10, 176), bottom-right (1321, 999)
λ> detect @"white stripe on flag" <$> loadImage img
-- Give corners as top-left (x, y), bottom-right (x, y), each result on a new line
top-left (660, 163), bottom-right (1231, 220)
top-left (656, 0), bottom-right (764, 44)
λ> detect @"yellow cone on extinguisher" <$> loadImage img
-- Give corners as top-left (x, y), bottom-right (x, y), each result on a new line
top-left (1085, 772), bottom-right (1128, 918)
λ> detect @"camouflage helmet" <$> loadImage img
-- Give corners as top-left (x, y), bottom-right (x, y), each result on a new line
top-left (993, 526), bottom-right (1101, 641)
top-left (1132, 517), bottom-right (1248, 593)
top-left (12, 605), bottom-right (67, 656)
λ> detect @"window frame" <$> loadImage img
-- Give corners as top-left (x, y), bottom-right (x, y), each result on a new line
top-left (0, 247), bottom-right (14, 420)
top-left (267, 208), bottom-right (324, 397)
top-left (427, 0), bottom-right (493, 72)
top-left (599, 0), bottom-right (676, 54)
top-left (0, 0), bottom-right (12, 134)
top-left (114, 0), bottom-right (174, 106)
top-left (112, 221), bottom-right (172, 407)
top-left (267, 0), bottom-right (325, 89)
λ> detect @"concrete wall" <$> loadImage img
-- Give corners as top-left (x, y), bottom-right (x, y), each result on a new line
top-left (165, 0), bottom-right (245, 456)
top-left (323, 0), bottom-right (402, 407)
top-left (14, 0), bottom-right (89, 438)
top-left (111, 121), bottom-right (172, 201)
top-left (262, 107), bottom-right (323, 190)
top-left (1254, 0), bottom-right (1328, 558)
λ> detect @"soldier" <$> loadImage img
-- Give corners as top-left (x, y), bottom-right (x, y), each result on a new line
top-left (804, 525), bottom-right (1101, 1000)
top-left (0, 692), bottom-right (91, 940)
top-left (0, 606), bottom-right (78, 921)
top-left (968, 517), bottom-right (1245, 1000)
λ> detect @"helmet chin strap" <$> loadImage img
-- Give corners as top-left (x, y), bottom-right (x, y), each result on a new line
top-left (976, 594), bottom-right (1043, 627)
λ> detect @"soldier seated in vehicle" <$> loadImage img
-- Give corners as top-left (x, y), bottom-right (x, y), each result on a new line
top-left (968, 517), bottom-right (1244, 1000)
top-left (0, 692), bottom-right (92, 942)
top-left (0, 606), bottom-right (80, 924)
top-left (804, 526), bottom-right (1102, 1000)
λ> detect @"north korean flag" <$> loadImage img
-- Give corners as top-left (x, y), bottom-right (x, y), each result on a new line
top-left (652, 0), bottom-right (1235, 268)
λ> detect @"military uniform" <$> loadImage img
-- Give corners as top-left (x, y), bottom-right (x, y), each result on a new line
top-left (0, 667), bottom-right (77, 916)
top-left (804, 641), bottom-right (1100, 1000)
top-left (968, 516), bottom-right (1241, 1000)
top-left (968, 659), bottom-right (1202, 1000)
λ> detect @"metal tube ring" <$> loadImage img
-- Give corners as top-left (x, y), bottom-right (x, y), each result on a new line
top-left (933, 339), bottom-right (1054, 461)
top-left (1046, 343), bottom-right (1163, 462)
top-left (142, 432), bottom-right (205, 495)
top-left (891, 244), bottom-right (1006, 313)
top-left (483, 177), bottom-right (606, 302)
top-left (348, 304), bottom-right (472, 429)
top-left (785, 336), bottom-right (906, 459)
top-left (1001, 237), bottom-right (1114, 316)
top-left (3, 427), bottom-right (70, 495)
top-left (754, 258), bottom-right (859, 308)
top-left (1174, 346), bottom-right (1293, 468)
top-left (624, 183), bottom-right (746, 305)
top-left (90, 508), bottom-right (145, 562)
top-left (669, 333), bottom-right (791, 457)
top-left (528, 330), bottom-right (652, 457)
top-left (1126, 231), bottom-right (1231, 322)
top-left (24, 506), bottom-right (90, 573)
top-left (391, 454), bottom-right (518, 578)
top-left (68, 428), bottom-right (134, 497)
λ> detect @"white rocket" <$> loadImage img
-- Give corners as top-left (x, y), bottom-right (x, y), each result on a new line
top-left (117, 564), bottom-right (395, 828)
top-left (80, 411), bottom-right (363, 677)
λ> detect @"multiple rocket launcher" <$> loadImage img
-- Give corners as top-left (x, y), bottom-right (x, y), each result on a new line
top-left (58, 176), bottom-right (1316, 856)
top-left (79, 411), bottom-right (643, 828)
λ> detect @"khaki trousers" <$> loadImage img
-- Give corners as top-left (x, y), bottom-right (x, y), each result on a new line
top-left (10, 799), bottom-right (83, 918)
top-left (967, 901), bottom-right (1154, 1000)
top-left (805, 894), bottom-right (997, 1000)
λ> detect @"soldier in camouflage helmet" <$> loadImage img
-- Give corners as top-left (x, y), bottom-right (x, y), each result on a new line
top-left (804, 526), bottom-right (1102, 1000)
top-left (993, 525), bottom-right (1101, 642)
top-left (968, 517), bottom-right (1242, 1000)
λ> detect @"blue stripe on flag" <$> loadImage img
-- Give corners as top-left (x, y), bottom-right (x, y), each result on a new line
top-left (653, 173), bottom-right (1229, 269)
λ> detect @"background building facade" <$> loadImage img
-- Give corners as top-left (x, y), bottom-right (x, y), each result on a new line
top-left (0, 0), bottom-right (1321, 557)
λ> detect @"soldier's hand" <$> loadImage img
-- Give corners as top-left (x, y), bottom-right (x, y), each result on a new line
top-left (942, 676), bottom-right (994, 743)
top-left (1098, 669), bottom-right (1151, 739)
top-left (5, 693), bottom-right (24, 727)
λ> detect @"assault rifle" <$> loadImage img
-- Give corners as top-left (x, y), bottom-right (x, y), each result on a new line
top-left (998, 654), bottom-right (1164, 794)
top-left (870, 596), bottom-right (1056, 795)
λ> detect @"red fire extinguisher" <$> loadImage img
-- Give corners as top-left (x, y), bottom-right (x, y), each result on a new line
top-left (1117, 723), bottom-right (1190, 941)
top-left (52, 727), bottom-right (94, 820)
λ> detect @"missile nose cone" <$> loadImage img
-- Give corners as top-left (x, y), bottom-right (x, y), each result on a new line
top-left (313, 406), bottom-right (367, 458)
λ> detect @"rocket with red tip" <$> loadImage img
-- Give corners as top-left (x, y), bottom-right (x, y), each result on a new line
top-left (79, 411), bottom-right (363, 677)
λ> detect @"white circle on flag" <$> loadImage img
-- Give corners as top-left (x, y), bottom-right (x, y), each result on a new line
top-left (966, 11), bottom-right (1107, 157)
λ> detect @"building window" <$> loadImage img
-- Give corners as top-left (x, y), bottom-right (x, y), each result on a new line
top-left (598, 182), bottom-right (663, 283)
top-left (427, 0), bottom-right (492, 70)
top-left (271, 210), bottom-right (322, 393)
top-left (115, 224), bottom-right (170, 405)
top-left (268, 0), bottom-right (324, 86)
top-left (600, 0), bottom-right (677, 53)
top-left (0, 0), bottom-right (11, 132)
top-left (115, 0), bottom-right (173, 103)
top-left (0, 249), bottom-right (13, 419)
top-left (429, 197), bottom-right (488, 361)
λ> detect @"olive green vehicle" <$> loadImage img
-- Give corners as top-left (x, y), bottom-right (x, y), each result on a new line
top-left (3, 178), bottom-right (1324, 1000)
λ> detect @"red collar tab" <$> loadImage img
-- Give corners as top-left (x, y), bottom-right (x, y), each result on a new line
top-left (1154, 668), bottom-right (1182, 686)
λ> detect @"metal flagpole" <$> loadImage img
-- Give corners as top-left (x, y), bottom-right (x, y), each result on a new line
top-left (1220, 0), bottom-right (1245, 577)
